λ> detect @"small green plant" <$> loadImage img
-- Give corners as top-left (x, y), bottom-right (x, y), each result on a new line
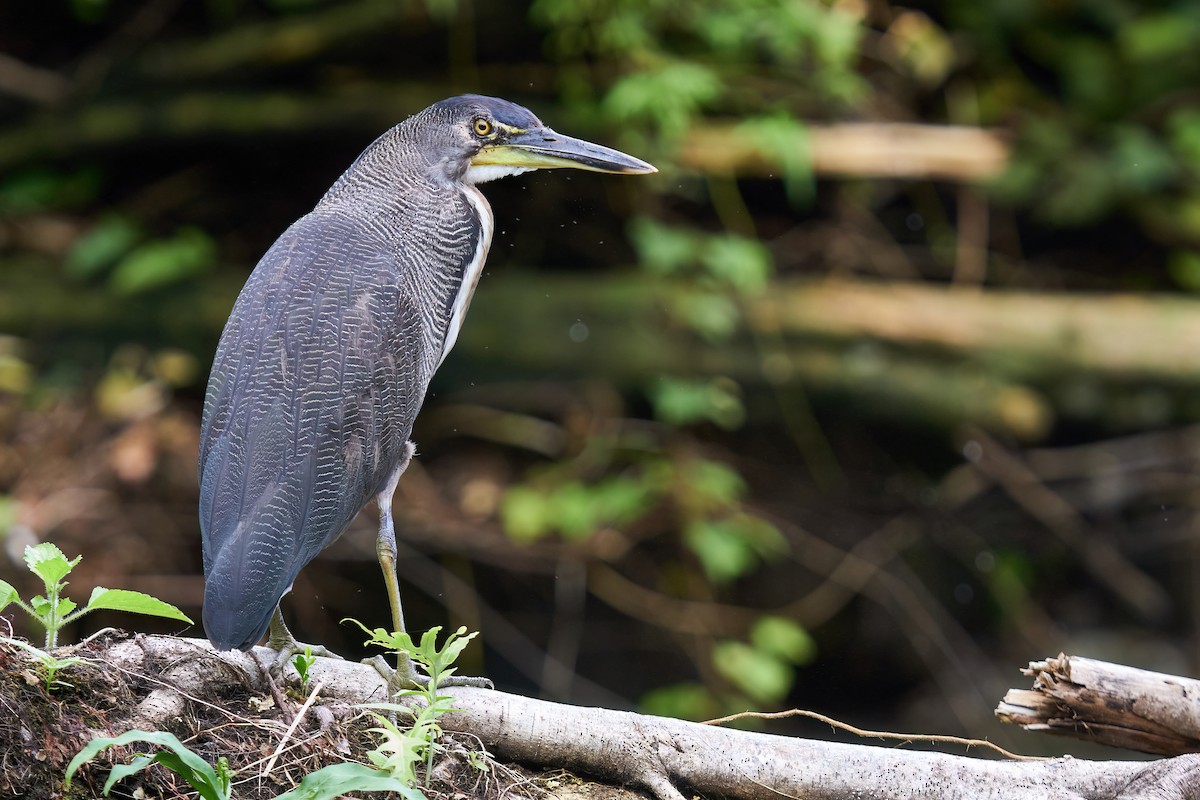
top-left (291, 645), bottom-right (317, 694)
top-left (64, 730), bottom-right (233, 800)
top-left (1, 635), bottom-right (85, 689)
top-left (66, 623), bottom-right (480, 800)
top-left (274, 624), bottom-right (480, 799)
top-left (0, 542), bottom-right (192, 649)
top-left (350, 624), bottom-right (477, 783)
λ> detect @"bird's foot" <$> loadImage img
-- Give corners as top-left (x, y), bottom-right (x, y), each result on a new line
top-left (363, 654), bottom-right (493, 696)
top-left (265, 629), bottom-right (343, 679)
top-left (270, 640), bottom-right (343, 677)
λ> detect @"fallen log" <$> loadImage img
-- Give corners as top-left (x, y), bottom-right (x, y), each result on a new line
top-left (31, 633), bottom-right (1200, 800)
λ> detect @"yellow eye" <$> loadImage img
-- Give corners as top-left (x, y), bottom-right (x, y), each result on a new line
top-left (473, 117), bottom-right (493, 137)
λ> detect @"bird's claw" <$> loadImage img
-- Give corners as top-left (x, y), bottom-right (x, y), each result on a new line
top-left (270, 640), bottom-right (342, 677)
top-left (363, 654), bottom-right (494, 696)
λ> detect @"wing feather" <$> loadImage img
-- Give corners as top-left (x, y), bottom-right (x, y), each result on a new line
top-left (198, 205), bottom-right (472, 650)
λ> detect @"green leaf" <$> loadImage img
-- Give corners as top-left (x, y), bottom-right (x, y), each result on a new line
top-left (65, 730), bottom-right (228, 800)
top-left (671, 290), bottom-right (740, 342)
top-left (55, 596), bottom-right (77, 619)
top-left (24, 542), bottom-right (78, 587)
top-left (273, 762), bottom-right (424, 800)
top-left (64, 215), bottom-right (143, 280)
top-left (684, 519), bottom-right (758, 584)
top-left (750, 617), bottom-right (817, 666)
top-left (629, 217), bottom-right (700, 275)
top-left (685, 459), bottom-right (746, 508)
top-left (650, 377), bottom-right (745, 430)
top-left (605, 62), bottom-right (722, 139)
top-left (712, 640), bottom-right (794, 705)
top-left (500, 485), bottom-right (553, 543)
top-left (108, 227), bottom-right (216, 296)
top-left (700, 234), bottom-right (773, 295)
top-left (549, 481), bottom-right (603, 539)
top-left (640, 682), bottom-right (721, 721)
top-left (0, 579), bottom-right (19, 611)
top-left (84, 587), bottom-right (193, 624)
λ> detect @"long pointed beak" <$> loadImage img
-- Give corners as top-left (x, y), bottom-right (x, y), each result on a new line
top-left (473, 127), bottom-right (657, 174)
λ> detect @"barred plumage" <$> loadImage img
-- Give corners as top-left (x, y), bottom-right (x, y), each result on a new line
top-left (198, 95), bottom-right (654, 655)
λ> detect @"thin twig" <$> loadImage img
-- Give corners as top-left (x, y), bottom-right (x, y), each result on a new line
top-left (262, 680), bottom-right (325, 778)
top-left (702, 708), bottom-right (1043, 761)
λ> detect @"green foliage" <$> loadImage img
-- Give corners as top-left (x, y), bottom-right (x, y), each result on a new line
top-left (953, 0), bottom-right (1200, 236)
top-left (713, 617), bottom-right (816, 705)
top-left (349, 623), bottom-right (478, 695)
top-left (734, 115), bottom-right (813, 206)
top-left (649, 376), bottom-right (744, 430)
top-left (684, 514), bottom-right (786, 584)
top-left (605, 63), bottom-right (722, 142)
top-left (65, 730), bottom-right (232, 800)
top-left (1169, 251), bottom-right (1200, 293)
top-left (1, 636), bottom-right (85, 690)
top-left (0, 167), bottom-right (101, 213)
top-left (67, 625), bottom-right (480, 799)
top-left (273, 762), bottom-right (422, 800)
top-left (629, 218), bottom-right (774, 298)
top-left (639, 681), bottom-right (722, 721)
top-left (64, 216), bottom-right (217, 295)
top-left (0, 542), bottom-right (192, 650)
top-left (108, 227), bottom-right (217, 296)
top-left (501, 453), bottom-right (785, 584)
top-left (291, 645), bottom-right (318, 695)
top-left (500, 475), bottom-right (653, 543)
top-left (307, 623), bottom-right (482, 795)
top-left (65, 215), bottom-right (143, 281)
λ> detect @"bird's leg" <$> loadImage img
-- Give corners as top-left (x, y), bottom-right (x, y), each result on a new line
top-left (265, 605), bottom-right (342, 675)
top-left (375, 444), bottom-right (419, 692)
top-left (372, 443), bottom-right (492, 695)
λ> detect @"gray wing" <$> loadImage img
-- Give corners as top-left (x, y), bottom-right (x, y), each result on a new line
top-left (198, 208), bottom-right (466, 650)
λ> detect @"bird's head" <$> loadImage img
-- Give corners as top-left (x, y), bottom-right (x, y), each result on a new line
top-left (417, 94), bottom-right (657, 185)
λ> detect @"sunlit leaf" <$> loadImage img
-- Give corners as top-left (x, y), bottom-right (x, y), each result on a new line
top-left (0, 579), bottom-right (19, 612)
top-left (750, 617), bottom-right (817, 666)
top-left (685, 459), bottom-right (745, 508)
top-left (640, 681), bottom-right (721, 721)
top-left (671, 291), bottom-right (740, 342)
top-left (684, 519), bottom-right (757, 584)
top-left (500, 485), bottom-right (553, 543)
top-left (628, 217), bottom-right (699, 275)
top-left (605, 62), bottom-right (722, 140)
top-left (108, 227), bottom-right (216, 296)
top-left (23, 543), bottom-right (78, 588)
top-left (650, 376), bottom-right (744, 429)
top-left (84, 587), bottom-right (193, 624)
top-left (65, 215), bottom-right (143, 280)
top-left (699, 234), bottom-right (773, 295)
top-left (712, 640), bottom-right (794, 705)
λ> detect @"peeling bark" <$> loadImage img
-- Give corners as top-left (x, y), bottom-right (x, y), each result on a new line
top-left (997, 655), bottom-right (1200, 756)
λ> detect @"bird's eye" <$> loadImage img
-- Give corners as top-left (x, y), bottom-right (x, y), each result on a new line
top-left (472, 117), bottom-right (494, 138)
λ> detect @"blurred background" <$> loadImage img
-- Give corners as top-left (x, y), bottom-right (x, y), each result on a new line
top-left (1, 0), bottom-right (1199, 755)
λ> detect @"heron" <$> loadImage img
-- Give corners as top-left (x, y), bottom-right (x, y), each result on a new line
top-left (198, 95), bottom-right (655, 687)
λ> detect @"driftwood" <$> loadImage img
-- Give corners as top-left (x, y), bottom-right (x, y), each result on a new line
top-left (678, 123), bottom-right (1010, 182)
top-left (45, 634), bottom-right (1200, 800)
top-left (10, 271), bottom-right (1200, 436)
top-left (997, 654), bottom-right (1200, 756)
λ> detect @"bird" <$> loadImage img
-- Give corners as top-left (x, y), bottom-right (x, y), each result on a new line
top-left (198, 95), bottom-right (655, 685)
